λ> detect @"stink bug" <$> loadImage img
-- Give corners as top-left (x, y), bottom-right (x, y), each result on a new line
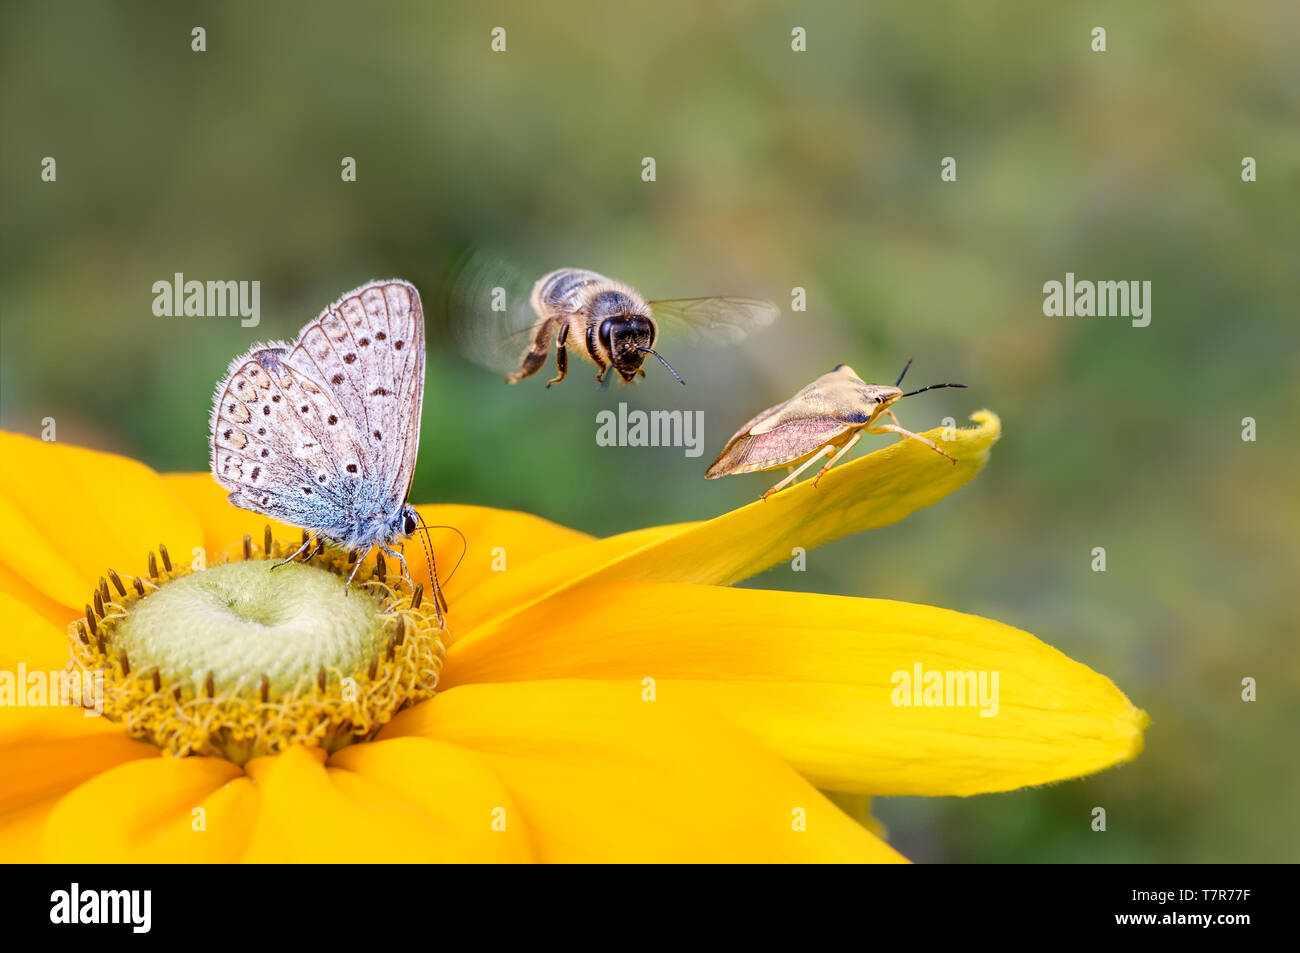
top-left (704, 360), bottom-right (967, 500)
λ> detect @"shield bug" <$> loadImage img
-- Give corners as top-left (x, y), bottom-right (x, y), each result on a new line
top-left (704, 360), bottom-right (967, 500)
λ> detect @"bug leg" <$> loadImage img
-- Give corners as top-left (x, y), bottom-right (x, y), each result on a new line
top-left (272, 532), bottom-right (319, 571)
top-left (595, 362), bottom-right (609, 384)
top-left (546, 324), bottom-right (569, 387)
top-left (761, 444), bottom-right (836, 501)
top-left (344, 544), bottom-right (375, 593)
top-left (869, 416), bottom-right (957, 463)
top-left (507, 318), bottom-right (560, 384)
top-left (811, 431), bottom-right (863, 487)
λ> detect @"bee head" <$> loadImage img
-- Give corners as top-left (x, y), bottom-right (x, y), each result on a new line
top-left (599, 315), bottom-right (655, 377)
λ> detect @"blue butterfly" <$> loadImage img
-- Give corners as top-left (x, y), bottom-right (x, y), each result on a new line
top-left (209, 280), bottom-right (444, 618)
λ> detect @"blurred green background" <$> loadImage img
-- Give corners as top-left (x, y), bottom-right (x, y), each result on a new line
top-left (3, 1), bottom-right (1297, 862)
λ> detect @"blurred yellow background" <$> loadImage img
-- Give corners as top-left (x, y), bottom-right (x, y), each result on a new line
top-left (3, 1), bottom-right (1297, 861)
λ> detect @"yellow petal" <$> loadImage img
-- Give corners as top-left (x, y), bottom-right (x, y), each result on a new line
top-left (381, 679), bottom-right (907, 862)
top-left (442, 581), bottom-right (1147, 796)
top-left (0, 565), bottom-right (78, 632)
top-left (443, 524), bottom-right (688, 640)
top-left (330, 737), bottom-right (532, 862)
top-left (239, 742), bottom-right (530, 862)
top-left (0, 703), bottom-right (158, 862)
top-left (411, 502), bottom-right (592, 608)
top-left (0, 433), bottom-right (203, 610)
top-left (0, 797), bottom-right (62, 862)
top-left (0, 704), bottom-right (158, 854)
top-left (44, 756), bottom-right (253, 862)
top-left (454, 412), bottom-right (999, 637)
top-left (0, 591), bottom-right (73, 673)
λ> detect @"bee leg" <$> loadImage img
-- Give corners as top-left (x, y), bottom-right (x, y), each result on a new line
top-left (811, 432), bottom-right (862, 487)
top-left (761, 444), bottom-right (837, 501)
top-left (546, 324), bottom-right (569, 388)
top-left (870, 415), bottom-right (957, 463)
top-left (595, 361), bottom-right (609, 384)
top-left (507, 318), bottom-right (559, 384)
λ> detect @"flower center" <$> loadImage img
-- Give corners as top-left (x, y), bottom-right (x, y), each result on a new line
top-left (67, 532), bottom-right (445, 764)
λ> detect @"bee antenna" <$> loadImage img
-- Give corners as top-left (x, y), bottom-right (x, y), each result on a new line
top-left (895, 358), bottom-right (913, 387)
top-left (636, 347), bottom-right (686, 385)
top-left (901, 383), bottom-right (968, 398)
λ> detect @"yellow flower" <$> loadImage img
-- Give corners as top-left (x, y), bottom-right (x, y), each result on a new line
top-left (0, 413), bottom-right (1146, 862)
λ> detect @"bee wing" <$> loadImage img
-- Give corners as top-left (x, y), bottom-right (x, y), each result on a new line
top-left (705, 402), bottom-right (851, 478)
top-left (436, 247), bottom-right (547, 374)
top-left (647, 296), bottom-right (779, 345)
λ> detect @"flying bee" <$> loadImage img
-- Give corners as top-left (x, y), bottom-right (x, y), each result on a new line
top-left (438, 252), bottom-right (778, 388)
top-left (510, 268), bottom-right (780, 387)
top-left (705, 360), bottom-right (968, 500)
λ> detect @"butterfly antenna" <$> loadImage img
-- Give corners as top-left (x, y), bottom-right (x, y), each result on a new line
top-left (636, 347), bottom-right (686, 385)
top-left (410, 513), bottom-right (447, 620)
top-left (419, 521), bottom-right (468, 584)
top-left (895, 358), bottom-right (913, 387)
top-left (414, 512), bottom-right (468, 617)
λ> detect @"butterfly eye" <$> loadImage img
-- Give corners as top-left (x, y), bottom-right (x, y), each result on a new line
top-left (402, 510), bottom-right (418, 536)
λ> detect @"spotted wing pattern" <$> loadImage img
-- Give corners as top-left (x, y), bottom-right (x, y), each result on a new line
top-left (209, 279), bottom-right (426, 542)
top-left (285, 280), bottom-right (425, 505)
top-left (210, 347), bottom-right (366, 532)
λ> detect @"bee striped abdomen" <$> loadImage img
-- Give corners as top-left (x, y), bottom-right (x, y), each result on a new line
top-left (531, 268), bottom-right (606, 315)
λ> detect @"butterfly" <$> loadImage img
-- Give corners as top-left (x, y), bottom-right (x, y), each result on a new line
top-left (209, 279), bottom-right (444, 617)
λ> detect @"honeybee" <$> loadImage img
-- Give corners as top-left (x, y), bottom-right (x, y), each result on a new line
top-left (440, 253), bottom-right (778, 387)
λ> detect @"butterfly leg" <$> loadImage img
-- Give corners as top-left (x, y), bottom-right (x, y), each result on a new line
top-left (870, 412), bottom-right (956, 463)
top-left (344, 544), bottom-right (375, 593)
top-left (272, 531), bottom-right (320, 570)
top-left (811, 431), bottom-right (863, 487)
top-left (546, 324), bottom-right (569, 388)
top-left (381, 545), bottom-right (414, 590)
top-left (761, 444), bottom-right (837, 501)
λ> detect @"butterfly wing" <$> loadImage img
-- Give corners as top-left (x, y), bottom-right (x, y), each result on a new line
top-left (647, 296), bottom-right (779, 345)
top-left (210, 346), bottom-right (367, 533)
top-left (285, 280), bottom-right (425, 509)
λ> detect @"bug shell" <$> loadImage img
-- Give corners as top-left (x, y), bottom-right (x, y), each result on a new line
top-left (705, 364), bottom-right (900, 477)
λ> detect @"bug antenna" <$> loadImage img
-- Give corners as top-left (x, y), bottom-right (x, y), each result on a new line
top-left (636, 347), bottom-right (686, 385)
top-left (894, 358), bottom-right (913, 387)
top-left (901, 382), bottom-right (968, 398)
